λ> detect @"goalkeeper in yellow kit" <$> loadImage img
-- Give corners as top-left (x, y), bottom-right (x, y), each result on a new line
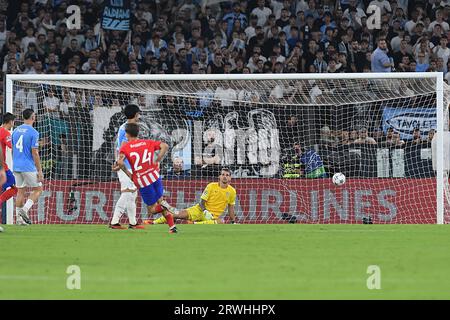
top-left (151, 167), bottom-right (237, 224)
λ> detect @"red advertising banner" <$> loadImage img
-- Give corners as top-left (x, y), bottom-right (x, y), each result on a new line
top-left (23, 178), bottom-right (438, 224)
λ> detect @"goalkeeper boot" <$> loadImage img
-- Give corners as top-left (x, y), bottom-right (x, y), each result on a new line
top-left (143, 219), bottom-right (154, 225)
top-left (17, 208), bottom-right (32, 225)
top-left (129, 224), bottom-right (145, 230)
top-left (109, 223), bottom-right (126, 230)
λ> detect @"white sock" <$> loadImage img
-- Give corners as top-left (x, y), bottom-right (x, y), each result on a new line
top-left (160, 199), bottom-right (179, 214)
top-left (23, 199), bottom-right (34, 213)
top-left (16, 207), bottom-right (24, 223)
top-left (126, 192), bottom-right (138, 225)
top-left (111, 193), bottom-right (127, 225)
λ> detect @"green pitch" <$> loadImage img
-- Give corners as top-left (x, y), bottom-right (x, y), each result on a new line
top-left (1, 224), bottom-right (449, 299)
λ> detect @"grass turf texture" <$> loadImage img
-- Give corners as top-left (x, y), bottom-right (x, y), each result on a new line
top-left (0, 224), bottom-right (449, 299)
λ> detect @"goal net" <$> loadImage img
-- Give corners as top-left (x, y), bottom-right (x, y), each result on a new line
top-left (4, 73), bottom-right (449, 224)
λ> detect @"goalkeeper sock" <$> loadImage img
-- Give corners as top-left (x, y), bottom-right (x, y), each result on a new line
top-left (112, 193), bottom-right (127, 225)
top-left (0, 187), bottom-right (17, 204)
top-left (153, 216), bottom-right (167, 224)
top-left (194, 220), bottom-right (218, 224)
top-left (125, 192), bottom-right (137, 225)
top-left (23, 199), bottom-right (34, 213)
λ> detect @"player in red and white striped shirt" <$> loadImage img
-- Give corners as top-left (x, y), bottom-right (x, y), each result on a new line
top-left (113, 123), bottom-right (178, 233)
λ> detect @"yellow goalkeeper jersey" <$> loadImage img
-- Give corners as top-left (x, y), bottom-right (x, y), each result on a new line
top-left (201, 182), bottom-right (236, 218)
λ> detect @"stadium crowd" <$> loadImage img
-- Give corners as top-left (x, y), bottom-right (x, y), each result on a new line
top-left (0, 0), bottom-right (441, 180)
top-left (0, 0), bottom-right (449, 81)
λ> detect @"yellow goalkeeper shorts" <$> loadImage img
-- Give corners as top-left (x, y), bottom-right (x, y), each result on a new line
top-left (186, 205), bottom-right (207, 222)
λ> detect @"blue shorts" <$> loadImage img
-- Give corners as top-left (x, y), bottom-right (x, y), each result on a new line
top-left (139, 178), bottom-right (164, 206)
top-left (2, 170), bottom-right (16, 191)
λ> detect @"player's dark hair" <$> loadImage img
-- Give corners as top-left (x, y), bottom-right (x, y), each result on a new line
top-left (220, 167), bottom-right (231, 175)
top-left (22, 109), bottom-right (35, 120)
top-left (1, 112), bottom-right (15, 124)
top-left (123, 104), bottom-right (141, 119)
top-left (125, 123), bottom-right (139, 138)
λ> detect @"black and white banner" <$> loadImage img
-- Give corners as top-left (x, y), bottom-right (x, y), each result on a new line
top-left (92, 105), bottom-right (281, 178)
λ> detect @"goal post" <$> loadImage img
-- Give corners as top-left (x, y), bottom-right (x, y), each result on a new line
top-left (3, 72), bottom-right (448, 225)
top-left (436, 74), bottom-right (445, 225)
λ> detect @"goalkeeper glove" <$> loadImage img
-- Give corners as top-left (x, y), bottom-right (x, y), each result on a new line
top-left (203, 210), bottom-right (213, 220)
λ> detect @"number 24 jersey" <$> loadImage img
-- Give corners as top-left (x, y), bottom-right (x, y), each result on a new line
top-left (119, 139), bottom-right (161, 188)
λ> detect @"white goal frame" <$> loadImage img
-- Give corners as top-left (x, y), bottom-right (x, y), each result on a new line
top-left (4, 72), bottom-right (445, 224)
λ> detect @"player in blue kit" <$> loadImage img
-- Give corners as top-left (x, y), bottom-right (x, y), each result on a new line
top-left (12, 109), bottom-right (43, 225)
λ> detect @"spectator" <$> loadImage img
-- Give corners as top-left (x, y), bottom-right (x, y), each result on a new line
top-left (281, 142), bottom-right (327, 178)
top-left (428, 9), bottom-right (449, 33)
top-left (44, 89), bottom-right (60, 118)
top-left (208, 50), bottom-right (225, 73)
top-left (437, 57), bottom-right (446, 73)
top-left (426, 129), bottom-right (435, 146)
top-left (0, 18), bottom-right (8, 50)
top-left (416, 52), bottom-right (429, 72)
top-left (393, 39), bottom-right (413, 67)
top-left (146, 34), bottom-right (167, 59)
top-left (61, 38), bottom-right (83, 68)
top-left (312, 49), bottom-right (327, 73)
top-left (404, 9), bottom-right (420, 34)
top-left (391, 132), bottom-right (405, 146)
top-left (371, 38), bottom-right (394, 72)
top-left (340, 130), bottom-right (352, 145)
top-left (433, 37), bottom-right (450, 66)
top-left (410, 128), bottom-right (423, 145)
top-left (251, 0), bottom-right (273, 27)
top-left (382, 127), bottom-right (396, 146)
top-left (354, 128), bottom-right (377, 145)
top-left (320, 126), bottom-right (338, 146)
top-left (166, 157), bottom-right (191, 179)
top-left (223, 2), bottom-right (247, 37)
top-left (327, 59), bottom-right (341, 73)
top-left (21, 26), bottom-right (37, 54)
top-left (397, 55), bottom-right (411, 72)
top-left (343, 0), bottom-right (366, 23)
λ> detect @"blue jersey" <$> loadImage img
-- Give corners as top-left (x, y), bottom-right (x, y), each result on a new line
top-left (12, 124), bottom-right (39, 172)
top-left (116, 122), bottom-right (131, 170)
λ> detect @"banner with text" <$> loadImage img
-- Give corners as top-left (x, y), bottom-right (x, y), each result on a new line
top-left (27, 179), bottom-right (437, 224)
top-left (382, 107), bottom-right (436, 140)
top-left (101, 0), bottom-right (131, 31)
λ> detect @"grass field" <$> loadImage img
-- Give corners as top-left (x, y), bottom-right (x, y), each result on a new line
top-left (0, 224), bottom-right (449, 299)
